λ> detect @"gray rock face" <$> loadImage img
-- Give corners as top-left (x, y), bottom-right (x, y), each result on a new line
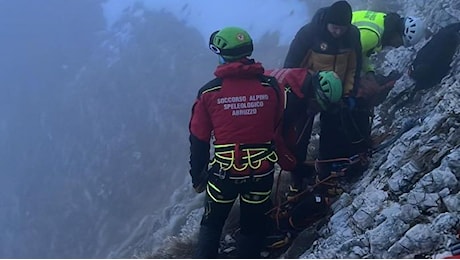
top-left (300, 1), bottom-right (460, 258)
top-left (117, 1), bottom-right (460, 258)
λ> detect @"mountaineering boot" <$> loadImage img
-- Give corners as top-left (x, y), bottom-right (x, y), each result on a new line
top-left (237, 233), bottom-right (264, 258)
top-left (289, 192), bottom-right (330, 230)
top-left (264, 231), bottom-right (292, 249)
top-left (194, 226), bottom-right (221, 259)
top-left (286, 164), bottom-right (316, 202)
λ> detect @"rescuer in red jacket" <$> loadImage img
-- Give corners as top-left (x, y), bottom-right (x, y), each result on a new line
top-left (188, 26), bottom-right (284, 258)
top-left (265, 68), bottom-right (343, 196)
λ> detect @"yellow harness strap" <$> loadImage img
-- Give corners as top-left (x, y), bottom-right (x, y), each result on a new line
top-left (211, 142), bottom-right (278, 172)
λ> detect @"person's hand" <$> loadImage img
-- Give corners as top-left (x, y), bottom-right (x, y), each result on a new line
top-left (193, 181), bottom-right (207, 193)
top-left (387, 70), bottom-right (403, 82)
top-left (375, 70), bottom-right (402, 85)
top-left (192, 169), bottom-right (208, 193)
top-left (365, 71), bottom-right (376, 81)
top-left (371, 79), bottom-right (395, 106)
top-left (356, 76), bottom-right (390, 107)
top-left (343, 96), bottom-right (356, 110)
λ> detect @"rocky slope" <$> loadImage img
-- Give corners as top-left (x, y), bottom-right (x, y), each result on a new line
top-left (299, 0), bottom-right (460, 258)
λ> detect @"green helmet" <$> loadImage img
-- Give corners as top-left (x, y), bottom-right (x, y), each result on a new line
top-left (314, 71), bottom-right (343, 110)
top-left (209, 27), bottom-right (253, 61)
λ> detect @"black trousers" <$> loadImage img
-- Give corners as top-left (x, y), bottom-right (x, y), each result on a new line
top-left (194, 168), bottom-right (274, 259)
top-left (318, 107), bottom-right (372, 179)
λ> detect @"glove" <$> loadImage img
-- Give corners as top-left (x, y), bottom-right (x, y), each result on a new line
top-left (365, 71), bottom-right (376, 81)
top-left (357, 75), bottom-right (396, 108)
top-left (375, 70), bottom-right (402, 86)
top-left (192, 169), bottom-right (208, 193)
top-left (193, 181), bottom-right (207, 193)
top-left (387, 70), bottom-right (403, 82)
top-left (343, 96), bottom-right (356, 110)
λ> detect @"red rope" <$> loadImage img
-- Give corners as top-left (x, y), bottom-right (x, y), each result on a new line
top-left (266, 153), bottom-right (367, 217)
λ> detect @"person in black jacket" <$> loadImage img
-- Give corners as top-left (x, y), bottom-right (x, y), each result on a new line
top-left (284, 1), bottom-right (362, 95)
top-left (283, 1), bottom-right (368, 198)
top-left (409, 22), bottom-right (460, 90)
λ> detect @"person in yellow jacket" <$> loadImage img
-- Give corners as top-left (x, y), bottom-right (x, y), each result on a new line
top-left (352, 10), bottom-right (426, 77)
top-left (347, 11), bottom-right (426, 172)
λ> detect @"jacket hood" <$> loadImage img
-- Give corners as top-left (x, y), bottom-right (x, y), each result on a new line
top-left (214, 58), bottom-right (265, 78)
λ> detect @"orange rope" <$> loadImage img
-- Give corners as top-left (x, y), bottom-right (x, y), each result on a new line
top-left (265, 171), bottom-right (343, 216)
top-left (266, 153), bottom-right (367, 218)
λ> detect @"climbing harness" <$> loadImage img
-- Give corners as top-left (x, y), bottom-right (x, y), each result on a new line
top-left (210, 142), bottom-right (278, 172)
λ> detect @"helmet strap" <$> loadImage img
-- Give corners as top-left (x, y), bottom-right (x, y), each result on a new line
top-left (218, 55), bottom-right (226, 64)
top-left (214, 44), bottom-right (253, 57)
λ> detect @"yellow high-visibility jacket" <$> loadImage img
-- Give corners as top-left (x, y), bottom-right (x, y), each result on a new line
top-left (352, 10), bottom-right (386, 73)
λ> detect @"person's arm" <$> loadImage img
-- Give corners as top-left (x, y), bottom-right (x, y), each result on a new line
top-left (285, 71), bottom-right (316, 162)
top-left (270, 75), bottom-right (298, 172)
top-left (343, 51), bottom-right (357, 96)
top-left (189, 134), bottom-right (209, 192)
top-left (283, 24), bottom-right (315, 68)
top-left (359, 29), bottom-right (380, 74)
top-left (189, 93), bottom-right (212, 191)
top-left (344, 26), bottom-right (363, 96)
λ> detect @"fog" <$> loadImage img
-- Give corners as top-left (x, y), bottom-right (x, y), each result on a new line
top-left (0, 0), bottom-right (380, 258)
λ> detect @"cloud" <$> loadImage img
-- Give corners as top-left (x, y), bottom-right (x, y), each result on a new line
top-left (102, 0), bottom-right (309, 45)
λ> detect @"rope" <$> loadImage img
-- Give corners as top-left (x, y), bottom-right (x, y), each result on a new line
top-left (341, 106), bottom-right (366, 144)
top-left (273, 168), bottom-right (284, 231)
top-left (265, 170), bottom-right (344, 216)
top-left (265, 152), bottom-right (367, 217)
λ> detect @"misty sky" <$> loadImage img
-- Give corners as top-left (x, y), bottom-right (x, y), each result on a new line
top-left (0, 0), bottom-right (335, 258)
top-left (102, 0), bottom-right (310, 45)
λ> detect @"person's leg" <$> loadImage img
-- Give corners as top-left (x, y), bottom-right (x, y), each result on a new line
top-left (287, 163), bottom-right (317, 202)
top-left (289, 114), bottom-right (315, 197)
top-left (194, 176), bottom-right (237, 258)
top-left (288, 192), bottom-right (330, 229)
top-left (347, 108), bottom-right (372, 177)
top-left (237, 173), bottom-right (274, 258)
top-left (319, 110), bottom-right (349, 161)
top-left (317, 110), bottom-right (351, 194)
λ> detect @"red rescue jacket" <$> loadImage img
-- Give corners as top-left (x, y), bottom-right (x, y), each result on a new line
top-left (189, 59), bottom-right (283, 176)
top-left (265, 68), bottom-right (320, 166)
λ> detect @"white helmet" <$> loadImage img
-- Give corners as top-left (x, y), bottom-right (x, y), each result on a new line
top-left (403, 16), bottom-right (426, 46)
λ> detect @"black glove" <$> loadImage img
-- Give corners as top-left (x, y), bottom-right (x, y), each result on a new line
top-left (375, 70), bottom-right (402, 85)
top-left (343, 96), bottom-right (357, 110)
top-left (192, 169), bottom-right (208, 193)
top-left (365, 71), bottom-right (376, 81)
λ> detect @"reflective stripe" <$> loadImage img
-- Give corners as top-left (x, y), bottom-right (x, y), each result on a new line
top-left (241, 191), bottom-right (271, 204)
top-left (352, 11), bottom-right (386, 51)
top-left (206, 183), bottom-right (235, 204)
top-left (202, 86), bottom-right (221, 94)
top-left (353, 21), bottom-right (384, 47)
top-left (268, 69), bottom-right (290, 85)
top-left (208, 181), bottom-right (221, 193)
top-left (353, 21), bottom-right (384, 35)
top-left (267, 69), bottom-right (291, 110)
top-left (206, 168), bottom-right (274, 204)
top-left (250, 190), bottom-right (272, 196)
top-left (283, 87), bottom-right (289, 110)
top-left (261, 82), bottom-right (271, 87)
top-left (213, 167), bottom-right (275, 180)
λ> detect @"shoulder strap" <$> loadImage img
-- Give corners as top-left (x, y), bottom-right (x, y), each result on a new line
top-left (197, 78), bottom-right (222, 98)
top-left (259, 74), bottom-right (281, 105)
